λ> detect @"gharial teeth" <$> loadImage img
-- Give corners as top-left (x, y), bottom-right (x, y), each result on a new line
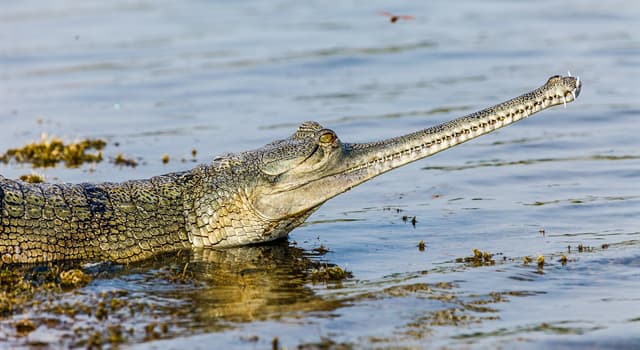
top-left (567, 70), bottom-right (572, 77)
top-left (563, 96), bottom-right (567, 108)
top-left (571, 90), bottom-right (577, 100)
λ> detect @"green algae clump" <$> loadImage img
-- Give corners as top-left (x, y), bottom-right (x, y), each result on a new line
top-left (1, 134), bottom-right (105, 168)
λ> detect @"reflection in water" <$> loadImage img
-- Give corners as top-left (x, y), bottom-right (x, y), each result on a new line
top-left (5, 235), bottom-right (638, 348)
top-left (185, 244), bottom-right (347, 325)
top-left (0, 241), bottom-right (521, 348)
top-left (0, 241), bottom-right (350, 347)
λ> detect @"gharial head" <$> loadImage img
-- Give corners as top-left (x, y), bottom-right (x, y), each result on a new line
top-left (248, 75), bottom-right (581, 227)
top-left (194, 75), bottom-right (580, 247)
top-left (252, 121), bottom-right (349, 220)
top-left (190, 120), bottom-right (355, 248)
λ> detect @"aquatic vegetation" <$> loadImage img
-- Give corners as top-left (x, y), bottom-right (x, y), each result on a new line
top-left (401, 215), bottom-right (418, 227)
top-left (19, 172), bottom-right (45, 183)
top-left (560, 255), bottom-right (568, 265)
top-left (310, 264), bottom-right (353, 284)
top-left (537, 255), bottom-right (545, 268)
top-left (456, 249), bottom-right (496, 267)
top-left (0, 134), bottom-right (105, 168)
top-left (156, 262), bottom-right (197, 284)
top-left (577, 244), bottom-right (594, 253)
top-left (312, 244), bottom-right (329, 255)
top-left (112, 153), bottom-right (138, 167)
top-left (0, 264), bottom-right (199, 348)
top-left (14, 318), bottom-right (36, 335)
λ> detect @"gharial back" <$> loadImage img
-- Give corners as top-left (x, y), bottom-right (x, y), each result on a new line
top-left (0, 173), bottom-right (191, 264)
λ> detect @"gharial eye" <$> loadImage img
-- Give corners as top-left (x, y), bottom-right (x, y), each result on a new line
top-left (318, 130), bottom-right (336, 144)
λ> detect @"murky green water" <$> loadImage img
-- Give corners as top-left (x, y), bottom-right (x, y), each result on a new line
top-left (1, 0), bottom-right (639, 348)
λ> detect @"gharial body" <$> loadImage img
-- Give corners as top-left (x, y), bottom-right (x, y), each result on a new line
top-left (0, 75), bottom-right (581, 264)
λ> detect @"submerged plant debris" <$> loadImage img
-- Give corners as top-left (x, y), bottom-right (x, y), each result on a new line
top-left (0, 261), bottom-right (202, 348)
top-left (310, 263), bottom-right (353, 284)
top-left (455, 249), bottom-right (496, 267)
top-left (0, 134), bottom-right (105, 168)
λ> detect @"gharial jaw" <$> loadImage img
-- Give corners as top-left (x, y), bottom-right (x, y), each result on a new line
top-left (192, 75), bottom-right (581, 248)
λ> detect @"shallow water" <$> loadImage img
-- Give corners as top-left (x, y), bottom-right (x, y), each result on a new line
top-left (1, 0), bottom-right (639, 348)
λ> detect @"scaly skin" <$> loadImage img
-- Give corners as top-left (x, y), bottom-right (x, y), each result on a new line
top-left (0, 75), bottom-right (581, 264)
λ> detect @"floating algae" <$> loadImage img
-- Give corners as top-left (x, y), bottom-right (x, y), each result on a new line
top-left (0, 133), bottom-right (105, 168)
top-left (19, 172), bottom-right (45, 183)
top-left (537, 255), bottom-right (545, 268)
top-left (455, 249), bottom-right (495, 267)
top-left (112, 153), bottom-right (138, 167)
top-left (310, 263), bottom-right (353, 284)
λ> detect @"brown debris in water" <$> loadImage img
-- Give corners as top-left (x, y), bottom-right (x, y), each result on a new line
top-left (577, 244), bottom-right (593, 253)
top-left (312, 244), bottom-right (329, 255)
top-left (560, 254), bottom-right (568, 265)
top-left (0, 133), bottom-right (105, 168)
top-left (19, 172), bottom-right (45, 183)
top-left (310, 264), bottom-right (353, 284)
top-left (15, 318), bottom-right (36, 335)
top-left (0, 267), bottom-right (91, 319)
top-left (401, 215), bottom-right (417, 227)
top-left (537, 255), bottom-right (545, 268)
top-left (0, 260), bottom-right (201, 348)
top-left (113, 153), bottom-right (138, 167)
top-left (455, 249), bottom-right (495, 267)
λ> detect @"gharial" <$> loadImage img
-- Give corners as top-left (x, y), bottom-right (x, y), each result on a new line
top-left (0, 75), bottom-right (581, 264)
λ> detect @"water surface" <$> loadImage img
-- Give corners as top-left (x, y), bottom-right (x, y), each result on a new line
top-left (1, 0), bottom-right (639, 348)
